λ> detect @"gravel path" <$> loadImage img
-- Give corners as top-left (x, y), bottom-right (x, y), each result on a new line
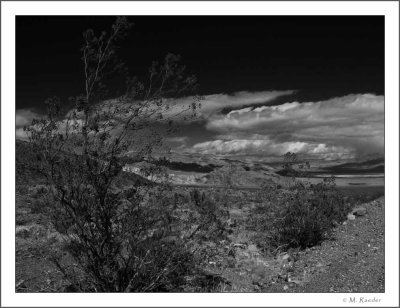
top-left (268, 197), bottom-right (385, 293)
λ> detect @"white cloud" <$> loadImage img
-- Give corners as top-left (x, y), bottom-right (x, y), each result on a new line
top-left (190, 138), bottom-right (354, 160)
top-left (207, 94), bottom-right (383, 132)
top-left (16, 109), bottom-right (42, 127)
top-left (16, 109), bottom-right (44, 140)
top-left (16, 127), bottom-right (28, 140)
top-left (192, 94), bottom-right (384, 159)
top-left (163, 90), bottom-right (295, 120)
top-left (64, 90), bottom-right (295, 128)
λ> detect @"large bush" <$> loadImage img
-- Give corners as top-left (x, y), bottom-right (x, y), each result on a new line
top-left (250, 155), bottom-right (350, 252)
top-left (270, 178), bottom-right (349, 249)
top-left (23, 17), bottom-right (220, 292)
top-left (44, 181), bottom-right (227, 292)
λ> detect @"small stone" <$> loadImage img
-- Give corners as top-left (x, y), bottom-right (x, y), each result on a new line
top-left (352, 206), bottom-right (367, 216)
top-left (248, 244), bottom-right (258, 252)
top-left (342, 221), bottom-right (347, 225)
top-left (347, 213), bottom-right (356, 221)
top-left (283, 285), bottom-right (289, 290)
top-left (282, 253), bottom-right (290, 261)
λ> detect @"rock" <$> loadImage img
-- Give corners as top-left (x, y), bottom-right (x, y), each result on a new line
top-left (282, 253), bottom-right (290, 261)
top-left (352, 207), bottom-right (367, 216)
top-left (347, 213), bottom-right (356, 221)
top-left (16, 226), bottom-right (31, 238)
top-left (283, 285), bottom-right (289, 290)
top-left (247, 244), bottom-right (258, 252)
top-left (277, 253), bottom-right (291, 265)
top-left (342, 221), bottom-right (348, 225)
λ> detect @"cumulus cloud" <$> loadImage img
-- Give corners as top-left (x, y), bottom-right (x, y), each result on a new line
top-left (190, 137), bottom-right (354, 160)
top-left (164, 90), bottom-right (295, 120)
top-left (16, 108), bottom-right (86, 140)
top-left (189, 94), bottom-right (384, 159)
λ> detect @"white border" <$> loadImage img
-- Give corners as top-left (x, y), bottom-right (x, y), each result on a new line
top-left (2, 1), bottom-right (399, 307)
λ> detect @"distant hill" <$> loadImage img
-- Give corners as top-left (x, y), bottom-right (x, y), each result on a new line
top-left (322, 158), bottom-right (384, 174)
top-left (155, 158), bottom-right (221, 173)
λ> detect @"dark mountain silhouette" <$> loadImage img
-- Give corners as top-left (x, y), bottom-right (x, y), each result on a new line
top-left (156, 157), bottom-right (221, 173)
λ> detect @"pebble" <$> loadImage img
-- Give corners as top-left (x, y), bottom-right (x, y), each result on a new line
top-left (352, 207), bottom-right (367, 216)
top-left (347, 214), bottom-right (356, 221)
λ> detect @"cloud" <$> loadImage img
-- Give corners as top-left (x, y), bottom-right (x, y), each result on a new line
top-left (16, 108), bottom-right (86, 140)
top-left (163, 90), bottom-right (295, 120)
top-left (190, 137), bottom-right (354, 160)
top-left (196, 90), bottom-right (294, 116)
top-left (16, 109), bottom-right (43, 140)
top-left (189, 94), bottom-right (384, 159)
top-left (16, 109), bottom-right (42, 127)
top-left (16, 128), bottom-right (28, 139)
top-left (166, 136), bottom-right (189, 144)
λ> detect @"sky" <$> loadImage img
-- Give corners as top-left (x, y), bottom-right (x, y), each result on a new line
top-left (16, 16), bottom-right (384, 162)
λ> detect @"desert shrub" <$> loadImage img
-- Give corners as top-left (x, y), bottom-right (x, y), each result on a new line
top-left (270, 178), bottom-right (349, 249)
top-left (23, 17), bottom-right (210, 292)
top-left (44, 181), bottom-right (227, 292)
top-left (250, 154), bottom-right (349, 252)
top-left (187, 189), bottom-right (229, 242)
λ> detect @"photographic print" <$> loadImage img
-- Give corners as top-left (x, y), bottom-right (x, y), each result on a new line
top-left (3, 1), bottom-right (398, 306)
top-left (15, 14), bottom-right (385, 293)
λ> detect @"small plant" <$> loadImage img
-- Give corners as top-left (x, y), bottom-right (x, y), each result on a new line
top-left (188, 189), bottom-right (228, 242)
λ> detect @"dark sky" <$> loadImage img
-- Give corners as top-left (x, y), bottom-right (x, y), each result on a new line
top-left (16, 16), bottom-right (384, 111)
